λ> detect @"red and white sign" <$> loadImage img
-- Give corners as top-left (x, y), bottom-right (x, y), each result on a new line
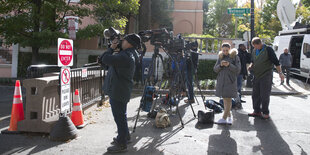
top-left (82, 68), bottom-right (87, 78)
top-left (60, 67), bottom-right (71, 113)
top-left (58, 38), bottom-right (73, 67)
top-left (61, 68), bottom-right (71, 85)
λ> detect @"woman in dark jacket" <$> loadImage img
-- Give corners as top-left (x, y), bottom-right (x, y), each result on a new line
top-left (213, 43), bottom-right (241, 125)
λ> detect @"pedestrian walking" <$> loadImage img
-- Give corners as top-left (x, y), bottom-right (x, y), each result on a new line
top-left (248, 37), bottom-right (285, 119)
top-left (237, 44), bottom-right (252, 103)
top-left (99, 34), bottom-right (141, 153)
top-left (279, 48), bottom-right (292, 85)
top-left (214, 43), bottom-right (241, 125)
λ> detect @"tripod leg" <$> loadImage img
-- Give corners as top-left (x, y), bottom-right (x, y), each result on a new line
top-left (175, 100), bottom-right (184, 127)
top-left (133, 104), bottom-right (142, 133)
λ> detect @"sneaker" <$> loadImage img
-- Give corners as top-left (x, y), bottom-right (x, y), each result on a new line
top-left (227, 117), bottom-right (233, 125)
top-left (215, 118), bottom-right (227, 125)
top-left (111, 137), bottom-right (131, 145)
top-left (248, 112), bottom-right (262, 117)
top-left (262, 114), bottom-right (270, 119)
top-left (107, 144), bottom-right (127, 153)
top-left (184, 99), bottom-right (195, 104)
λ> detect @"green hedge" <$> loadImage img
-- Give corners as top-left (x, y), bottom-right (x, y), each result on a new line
top-left (197, 59), bottom-right (217, 80)
top-left (18, 52), bottom-right (57, 78)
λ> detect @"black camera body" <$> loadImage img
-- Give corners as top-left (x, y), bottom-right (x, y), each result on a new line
top-left (104, 27), bottom-right (122, 50)
top-left (185, 41), bottom-right (198, 51)
top-left (139, 28), bottom-right (172, 46)
top-left (166, 38), bottom-right (185, 53)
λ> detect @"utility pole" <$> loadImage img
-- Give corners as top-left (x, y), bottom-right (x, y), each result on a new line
top-left (250, 0), bottom-right (255, 50)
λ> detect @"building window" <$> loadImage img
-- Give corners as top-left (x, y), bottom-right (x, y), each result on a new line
top-left (303, 43), bottom-right (310, 58)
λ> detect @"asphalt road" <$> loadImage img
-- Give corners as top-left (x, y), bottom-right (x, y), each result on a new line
top-left (0, 92), bottom-right (309, 155)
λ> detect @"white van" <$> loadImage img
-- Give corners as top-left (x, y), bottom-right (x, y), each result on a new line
top-left (273, 28), bottom-right (310, 78)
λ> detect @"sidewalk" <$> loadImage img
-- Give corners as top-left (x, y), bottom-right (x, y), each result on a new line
top-left (134, 72), bottom-right (310, 95)
top-left (1, 93), bottom-right (309, 154)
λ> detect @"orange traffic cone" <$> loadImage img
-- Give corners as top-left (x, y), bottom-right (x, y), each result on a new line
top-left (71, 89), bottom-right (86, 128)
top-left (8, 80), bottom-right (24, 131)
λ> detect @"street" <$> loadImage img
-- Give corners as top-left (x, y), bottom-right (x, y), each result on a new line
top-left (0, 91), bottom-right (309, 154)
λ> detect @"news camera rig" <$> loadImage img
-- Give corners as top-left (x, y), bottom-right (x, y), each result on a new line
top-left (133, 29), bottom-right (203, 132)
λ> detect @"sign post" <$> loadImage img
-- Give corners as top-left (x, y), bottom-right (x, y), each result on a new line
top-left (58, 38), bottom-right (73, 115)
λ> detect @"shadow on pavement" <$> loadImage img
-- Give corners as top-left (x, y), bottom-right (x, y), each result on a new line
top-left (206, 109), bottom-right (293, 154)
top-left (102, 99), bottom-right (196, 154)
top-left (210, 110), bottom-right (294, 154)
top-left (208, 128), bottom-right (238, 155)
top-left (0, 133), bottom-right (63, 155)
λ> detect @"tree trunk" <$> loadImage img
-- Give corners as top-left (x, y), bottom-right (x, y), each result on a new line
top-left (125, 14), bottom-right (131, 34)
top-left (31, 47), bottom-right (39, 65)
top-left (31, 0), bottom-right (42, 65)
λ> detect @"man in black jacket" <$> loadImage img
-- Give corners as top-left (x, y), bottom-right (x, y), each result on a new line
top-left (237, 44), bottom-right (251, 103)
top-left (99, 34), bottom-right (141, 153)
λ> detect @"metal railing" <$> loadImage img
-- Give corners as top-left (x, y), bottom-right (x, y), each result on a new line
top-left (27, 64), bottom-right (105, 109)
top-left (184, 37), bottom-right (242, 53)
top-left (71, 66), bottom-right (104, 108)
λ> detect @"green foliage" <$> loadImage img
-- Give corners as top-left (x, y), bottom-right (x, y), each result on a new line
top-left (0, 0), bottom-right (139, 64)
top-left (197, 59), bottom-right (217, 80)
top-left (303, 0), bottom-right (310, 8)
top-left (17, 52), bottom-right (57, 78)
top-left (296, 5), bottom-right (310, 25)
top-left (78, 0), bottom-right (140, 39)
top-left (0, 0), bottom-right (89, 48)
top-left (203, 0), bottom-right (237, 37)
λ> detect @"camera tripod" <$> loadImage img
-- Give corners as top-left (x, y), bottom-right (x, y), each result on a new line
top-left (133, 44), bottom-right (166, 133)
top-left (133, 44), bottom-right (197, 132)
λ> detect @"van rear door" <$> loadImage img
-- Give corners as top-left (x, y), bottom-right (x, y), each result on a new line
top-left (300, 35), bottom-right (310, 78)
top-left (276, 35), bottom-right (291, 58)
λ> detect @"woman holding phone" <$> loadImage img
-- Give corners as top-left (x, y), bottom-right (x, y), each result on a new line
top-left (213, 43), bottom-right (241, 125)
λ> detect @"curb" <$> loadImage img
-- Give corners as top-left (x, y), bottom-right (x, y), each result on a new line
top-left (132, 89), bottom-right (301, 96)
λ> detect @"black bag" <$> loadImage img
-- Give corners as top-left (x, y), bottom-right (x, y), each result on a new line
top-left (198, 109), bottom-right (214, 124)
top-left (204, 100), bottom-right (223, 113)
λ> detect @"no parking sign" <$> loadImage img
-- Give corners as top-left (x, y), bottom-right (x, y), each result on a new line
top-left (60, 67), bottom-right (71, 113)
top-left (58, 38), bottom-right (73, 67)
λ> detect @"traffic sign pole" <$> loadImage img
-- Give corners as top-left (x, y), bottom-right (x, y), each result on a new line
top-left (60, 67), bottom-right (71, 114)
top-left (57, 38), bottom-right (73, 116)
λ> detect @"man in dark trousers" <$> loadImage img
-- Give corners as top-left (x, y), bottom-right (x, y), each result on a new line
top-left (279, 48), bottom-right (292, 85)
top-left (248, 37), bottom-right (284, 119)
top-left (237, 44), bottom-right (251, 103)
top-left (99, 34), bottom-right (141, 153)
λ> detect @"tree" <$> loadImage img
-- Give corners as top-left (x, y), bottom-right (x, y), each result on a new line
top-left (0, 0), bottom-right (140, 64)
top-left (0, 0), bottom-right (90, 64)
top-left (302, 0), bottom-right (310, 8)
top-left (296, 5), bottom-right (310, 25)
top-left (78, 0), bottom-right (140, 36)
top-left (203, 0), bottom-right (237, 37)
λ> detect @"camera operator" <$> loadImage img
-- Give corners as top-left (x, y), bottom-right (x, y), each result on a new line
top-left (99, 33), bottom-right (141, 153)
top-left (184, 41), bottom-right (199, 104)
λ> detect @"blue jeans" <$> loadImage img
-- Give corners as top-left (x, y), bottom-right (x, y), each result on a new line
top-left (237, 75), bottom-right (243, 99)
top-left (109, 98), bottom-right (129, 145)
